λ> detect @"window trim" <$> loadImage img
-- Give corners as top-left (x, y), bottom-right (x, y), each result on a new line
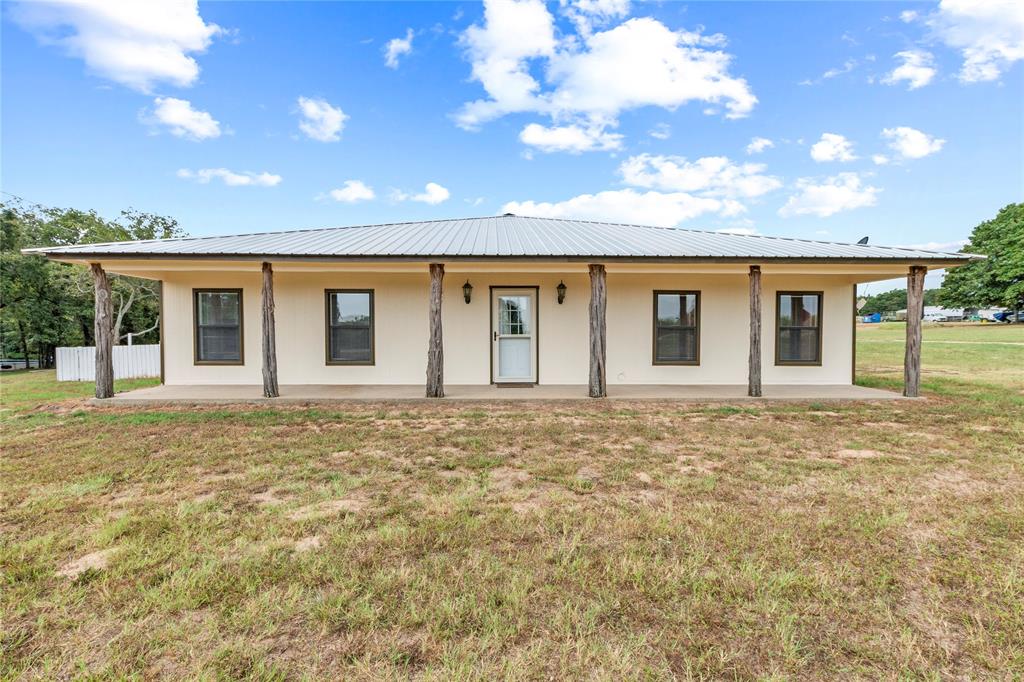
top-left (775, 290), bottom-right (824, 366)
top-left (324, 289), bottom-right (375, 366)
top-left (652, 290), bottom-right (701, 366)
top-left (192, 288), bottom-right (244, 366)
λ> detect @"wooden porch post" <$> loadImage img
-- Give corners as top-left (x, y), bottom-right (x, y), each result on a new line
top-left (588, 264), bottom-right (607, 398)
top-left (904, 265), bottom-right (927, 397)
top-left (426, 263), bottom-right (444, 398)
top-left (748, 265), bottom-right (762, 397)
top-left (261, 262), bottom-right (279, 398)
top-left (91, 263), bottom-right (114, 399)
top-left (158, 280), bottom-right (166, 385)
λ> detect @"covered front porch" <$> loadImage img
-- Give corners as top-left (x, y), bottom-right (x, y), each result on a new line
top-left (94, 382), bottom-right (902, 405)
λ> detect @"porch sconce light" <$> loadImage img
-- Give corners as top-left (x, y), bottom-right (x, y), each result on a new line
top-left (463, 280), bottom-right (473, 304)
top-left (556, 280), bottom-right (567, 305)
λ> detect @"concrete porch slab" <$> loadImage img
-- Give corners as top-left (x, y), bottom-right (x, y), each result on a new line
top-left (95, 383), bottom-right (903, 405)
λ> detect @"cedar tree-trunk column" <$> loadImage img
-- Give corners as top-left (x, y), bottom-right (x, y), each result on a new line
top-left (904, 265), bottom-right (927, 397)
top-left (261, 262), bottom-right (279, 398)
top-left (91, 263), bottom-right (114, 399)
top-left (426, 263), bottom-right (445, 398)
top-left (588, 263), bottom-right (607, 398)
top-left (748, 265), bottom-right (762, 397)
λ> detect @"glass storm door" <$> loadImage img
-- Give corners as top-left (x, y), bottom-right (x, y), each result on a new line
top-left (492, 289), bottom-right (537, 383)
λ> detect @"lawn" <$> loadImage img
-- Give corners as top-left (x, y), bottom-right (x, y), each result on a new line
top-left (2, 324), bottom-right (1022, 679)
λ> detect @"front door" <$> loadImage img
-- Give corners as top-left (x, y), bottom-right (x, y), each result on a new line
top-left (492, 288), bottom-right (538, 383)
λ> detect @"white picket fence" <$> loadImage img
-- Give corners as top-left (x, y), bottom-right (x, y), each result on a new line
top-left (56, 345), bottom-right (161, 382)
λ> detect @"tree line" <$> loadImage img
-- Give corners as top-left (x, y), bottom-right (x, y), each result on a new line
top-left (0, 199), bottom-right (185, 368)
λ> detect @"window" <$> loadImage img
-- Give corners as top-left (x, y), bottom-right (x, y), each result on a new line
top-left (326, 290), bottom-right (374, 364)
top-left (653, 291), bottom-right (700, 364)
top-left (194, 289), bottom-right (243, 364)
top-left (776, 292), bottom-right (822, 365)
top-left (499, 296), bottom-right (530, 335)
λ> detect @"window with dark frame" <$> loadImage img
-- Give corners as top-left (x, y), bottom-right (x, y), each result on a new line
top-left (326, 290), bottom-right (374, 364)
top-left (776, 292), bottom-right (822, 365)
top-left (194, 289), bottom-right (242, 364)
top-left (653, 291), bottom-right (700, 364)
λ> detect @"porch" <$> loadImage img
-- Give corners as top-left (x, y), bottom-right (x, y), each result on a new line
top-left (94, 382), bottom-right (902, 405)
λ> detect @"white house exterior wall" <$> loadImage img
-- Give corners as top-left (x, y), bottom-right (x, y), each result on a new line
top-left (160, 269), bottom-right (854, 386)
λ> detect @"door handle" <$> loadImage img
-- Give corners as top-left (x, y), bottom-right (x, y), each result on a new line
top-left (493, 331), bottom-right (498, 341)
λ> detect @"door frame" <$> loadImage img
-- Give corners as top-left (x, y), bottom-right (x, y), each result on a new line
top-left (489, 285), bottom-right (540, 385)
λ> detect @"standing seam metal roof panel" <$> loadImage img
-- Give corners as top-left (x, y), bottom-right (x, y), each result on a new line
top-left (25, 214), bottom-right (980, 261)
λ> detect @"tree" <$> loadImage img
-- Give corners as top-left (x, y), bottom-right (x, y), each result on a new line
top-left (939, 203), bottom-right (1024, 315)
top-left (0, 199), bottom-right (185, 366)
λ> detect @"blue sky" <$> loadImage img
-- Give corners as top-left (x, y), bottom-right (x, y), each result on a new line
top-left (2, 1), bottom-right (1022, 291)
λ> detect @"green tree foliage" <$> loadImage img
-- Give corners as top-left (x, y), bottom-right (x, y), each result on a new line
top-left (858, 288), bottom-right (940, 315)
top-left (939, 203), bottom-right (1024, 311)
top-left (0, 199), bottom-right (184, 367)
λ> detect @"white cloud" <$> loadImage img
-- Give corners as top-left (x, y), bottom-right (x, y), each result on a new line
top-left (519, 122), bottom-right (622, 152)
top-left (296, 96), bottom-right (347, 142)
top-left (146, 97), bottom-right (220, 140)
top-left (778, 173), bottom-right (880, 218)
top-left (384, 28), bottom-right (414, 69)
top-left (746, 137), bottom-right (774, 154)
top-left (177, 168), bottom-right (281, 187)
top-left (928, 0), bottom-right (1024, 82)
top-left (823, 59), bottom-right (858, 79)
top-left (810, 133), bottom-right (857, 162)
top-left (882, 50), bottom-right (937, 89)
top-left (900, 10), bottom-right (919, 23)
top-left (502, 188), bottom-right (742, 227)
top-left (456, 2), bottom-right (755, 151)
top-left (872, 154), bottom-right (890, 165)
top-left (393, 182), bottom-right (451, 204)
top-left (10, 0), bottom-right (222, 92)
top-left (329, 180), bottom-right (376, 203)
top-left (881, 126), bottom-right (945, 159)
top-left (800, 59), bottom-right (858, 86)
top-left (648, 123), bottom-right (671, 140)
top-left (715, 226), bottom-right (758, 236)
top-left (544, 18), bottom-right (754, 119)
top-left (619, 154), bottom-right (782, 198)
top-left (457, 0), bottom-right (558, 128)
top-left (561, 0), bottom-right (631, 36)
top-left (893, 239), bottom-right (968, 252)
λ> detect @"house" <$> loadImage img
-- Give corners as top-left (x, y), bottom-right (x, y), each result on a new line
top-left (27, 214), bottom-right (979, 400)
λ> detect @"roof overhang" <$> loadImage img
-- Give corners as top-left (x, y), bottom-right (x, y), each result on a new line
top-left (38, 252), bottom-right (980, 268)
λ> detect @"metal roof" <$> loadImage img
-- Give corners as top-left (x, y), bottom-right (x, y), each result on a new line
top-left (26, 214), bottom-right (979, 264)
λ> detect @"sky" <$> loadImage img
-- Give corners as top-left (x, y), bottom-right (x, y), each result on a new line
top-left (2, 0), bottom-right (1022, 293)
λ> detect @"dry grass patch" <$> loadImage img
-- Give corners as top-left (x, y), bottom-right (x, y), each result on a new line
top-left (2, 349), bottom-right (1023, 678)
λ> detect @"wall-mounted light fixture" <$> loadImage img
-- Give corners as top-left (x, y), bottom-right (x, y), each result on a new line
top-left (556, 280), bottom-right (567, 305)
top-left (463, 280), bottom-right (473, 304)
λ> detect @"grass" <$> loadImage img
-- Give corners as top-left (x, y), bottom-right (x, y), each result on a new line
top-left (1, 323), bottom-right (1022, 679)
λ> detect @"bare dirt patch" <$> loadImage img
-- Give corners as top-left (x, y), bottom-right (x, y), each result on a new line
top-left (488, 467), bottom-right (530, 492)
top-left (921, 469), bottom-right (993, 495)
top-left (834, 449), bottom-right (885, 459)
top-left (293, 535), bottom-right (322, 553)
top-left (57, 548), bottom-right (117, 579)
top-left (676, 454), bottom-right (721, 474)
top-left (287, 496), bottom-right (368, 521)
top-left (251, 489), bottom-right (289, 506)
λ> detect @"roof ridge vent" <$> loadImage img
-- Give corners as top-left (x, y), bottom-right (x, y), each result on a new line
top-left (502, 212), bottom-right (515, 217)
